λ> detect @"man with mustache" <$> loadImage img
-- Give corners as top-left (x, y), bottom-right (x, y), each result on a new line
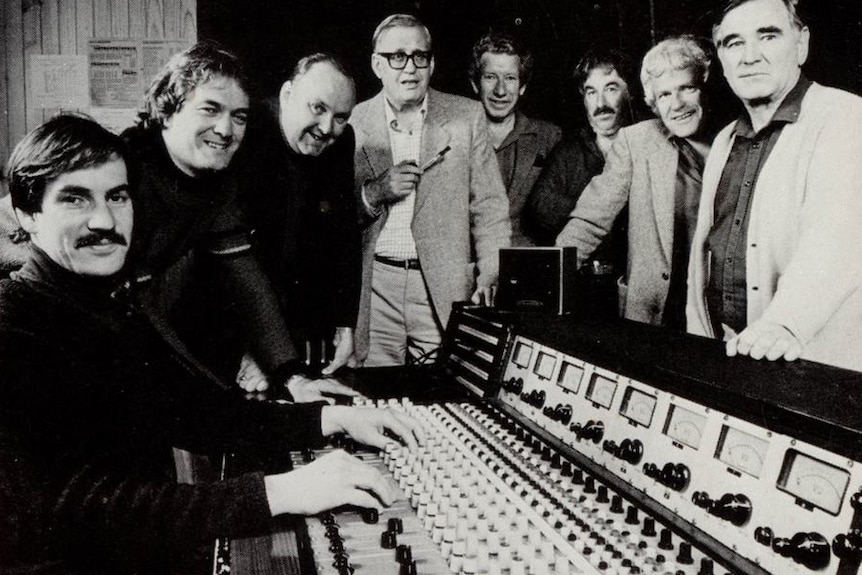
top-left (351, 14), bottom-right (510, 366)
top-left (557, 36), bottom-right (714, 329)
top-left (469, 32), bottom-right (562, 246)
top-left (123, 42), bottom-right (350, 399)
top-left (527, 49), bottom-right (635, 262)
top-left (238, 53), bottom-right (361, 387)
top-left (687, 0), bottom-right (862, 371)
top-left (0, 114), bottom-right (424, 574)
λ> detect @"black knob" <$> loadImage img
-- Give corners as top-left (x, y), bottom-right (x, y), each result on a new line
top-left (713, 493), bottom-right (751, 526)
top-left (603, 440), bottom-right (618, 454)
top-left (329, 540), bottom-right (345, 553)
top-left (561, 461), bottom-right (573, 476)
top-left (583, 420), bottom-right (605, 443)
top-left (643, 462), bottom-right (659, 478)
top-left (381, 530), bottom-right (397, 549)
top-left (557, 404), bottom-right (573, 425)
top-left (692, 491), bottom-right (712, 509)
top-left (596, 485), bottom-right (609, 503)
top-left (790, 532), bottom-right (831, 570)
top-left (332, 552), bottom-right (351, 569)
top-left (584, 476), bottom-right (597, 494)
top-left (396, 544), bottom-right (413, 564)
top-left (660, 462), bottom-right (690, 491)
top-left (754, 526), bottom-right (774, 546)
top-left (361, 508), bottom-right (379, 524)
top-left (832, 530), bottom-right (862, 560)
top-left (625, 505), bottom-right (639, 525)
top-left (659, 528), bottom-right (674, 550)
top-left (572, 469), bottom-right (585, 485)
top-left (678, 542), bottom-right (694, 565)
top-left (772, 537), bottom-right (794, 557)
top-left (399, 560), bottom-right (417, 575)
top-left (337, 566), bottom-right (355, 575)
top-left (642, 517), bottom-right (657, 537)
top-left (610, 495), bottom-right (624, 514)
top-left (388, 517), bottom-right (404, 534)
top-left (698, 558), bottom-right (714, 575)
top-left (851, 490), bottom-right (862, 511)
top-left (619, 438), bottom-right (644, 465)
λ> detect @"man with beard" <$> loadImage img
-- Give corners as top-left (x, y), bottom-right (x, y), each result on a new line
top-left (0, 114), bottom-right (424, 574)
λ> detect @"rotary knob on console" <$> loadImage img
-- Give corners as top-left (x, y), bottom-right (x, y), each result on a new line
top-left (691, 492), bottom-right (751, 526)
top-left (832, 529), bottom-right (862, 561)
top-left (754, 526), bottom-right (774, 546)
top-left (618, 438), bottom-right (644, 465)
top-left (659, 462), bottom-right (690, 492)
top-left (555, 404), bottom-right (573, 425)
top-left (580, 420), bottom-right (605, 443)
top-left (773, 532), bottom-right (831, 570)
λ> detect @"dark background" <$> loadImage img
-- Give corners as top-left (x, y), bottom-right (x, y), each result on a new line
top-left (199, 0), bottom-right (862, 132)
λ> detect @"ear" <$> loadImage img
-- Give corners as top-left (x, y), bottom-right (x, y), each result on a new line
top-left (371, 54), bottom-right (384, 80)
top-left (519, 84), bottom-right (527, 97)
top-left (470, 79), bottom-right (479, 95)
top-left (15, 208), bottom-right (37, 235)
top-left (428, 55), bottom-right (436, 79)
top-left (796, 26), bottom-right (810, 66)
top-left (279, 80), bottom-right (293, 105)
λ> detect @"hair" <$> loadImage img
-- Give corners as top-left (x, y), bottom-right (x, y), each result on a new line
top-left (137, 40), bottom-right (250, 129)
top-left (469, 32), bottom-right (534, 87)
top-left (641, 35), bottom-right (712, 109)
top-left (371, 14), bottom-right (432, 52)
top-left (289, 52), bottom-right (354, 84)
top-left (573, 48), bottom-right (635, 95)
top-left (711, 0), bottom-right (805, 42)
top-left (6, 114), bottom-right (127, 216)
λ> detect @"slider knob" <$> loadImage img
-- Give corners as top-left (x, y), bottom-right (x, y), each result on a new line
top-left (789, 532), bottom-right (831, 570)
top-left (677, 542), bottom-right (694, 565)
top-left (698, 558), bottom-right (714, 575)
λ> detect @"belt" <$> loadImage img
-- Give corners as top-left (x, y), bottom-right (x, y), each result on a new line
top-left (374, 254), bottom-right (422, 270)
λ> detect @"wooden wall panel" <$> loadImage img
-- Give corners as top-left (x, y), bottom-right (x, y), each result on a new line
top-left (1, 0), bottom-right (195, 162)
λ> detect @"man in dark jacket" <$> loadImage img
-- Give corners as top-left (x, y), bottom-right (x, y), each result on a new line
top-left (240, 54), bottom-right (361, 385)
top-left (0, 114), bottom-right (422, 575)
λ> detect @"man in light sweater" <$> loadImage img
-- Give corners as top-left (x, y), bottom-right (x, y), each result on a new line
top-left (687, 0), bottom-right (862, 371)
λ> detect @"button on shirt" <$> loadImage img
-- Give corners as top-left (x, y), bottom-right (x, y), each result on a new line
top-left (374, 97), bottom-right (428, 260)
top-left (705, 76), bottom-right (812, 336)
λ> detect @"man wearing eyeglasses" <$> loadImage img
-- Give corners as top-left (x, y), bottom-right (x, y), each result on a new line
top-left (350, 13), bottom-right (511, 367)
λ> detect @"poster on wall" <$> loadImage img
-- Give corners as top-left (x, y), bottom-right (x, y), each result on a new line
top-left (27, 55), bottom-right (89, 109)
top-left (88, 39), bottom-right (191, 132)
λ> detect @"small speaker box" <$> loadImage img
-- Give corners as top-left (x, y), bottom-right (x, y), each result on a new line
top-left (496, 247), bottom-right (579, 314)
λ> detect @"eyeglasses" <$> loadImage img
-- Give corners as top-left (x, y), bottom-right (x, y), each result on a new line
top-left (375, 51), bottom-right (432, 70)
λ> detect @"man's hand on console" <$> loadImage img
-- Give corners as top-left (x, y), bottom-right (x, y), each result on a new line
top-left (725, 319), bottom-right (803, 362)
top-left (265, 450), bottom-right (394, 515)
top-left (287, 375), bottom-right (361, 404)
top-left (470, 285), bottom-right (496, 307)
top-left (321, 406), bottom-right (426, 451)
top-left (236, 352), bottom-right (270, 392)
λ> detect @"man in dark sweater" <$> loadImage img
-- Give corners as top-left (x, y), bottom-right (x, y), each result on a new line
top-left (125, 41), bottom-right (353, 399)
top-left (0, 114), bottom-right (423, 574)
top-left (240, 54), bottom-right (361, 387)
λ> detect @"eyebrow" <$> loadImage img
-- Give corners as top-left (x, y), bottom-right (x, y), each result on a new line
top-left (718, 25), bottom-right (784, 48)
top-left (56, 183), bottom-right (130, 195)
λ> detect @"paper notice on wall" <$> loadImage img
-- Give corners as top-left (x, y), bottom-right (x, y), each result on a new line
top-left (89, 107), bottom-right (139, 134)
top-left (28, 55), bottom-right (89, 109)
top-left (89, 39), bottom-right (191, 108)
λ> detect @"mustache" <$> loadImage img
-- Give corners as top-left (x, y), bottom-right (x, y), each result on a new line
top-left (75, 230), bottom-right (128, 248)
top-left (593, 106), bottom-right (617, 117)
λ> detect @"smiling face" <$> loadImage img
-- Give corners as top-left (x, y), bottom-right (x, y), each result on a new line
top-left (652, 67), bottom-right (706, 138)
top-left (714, 0), bottom-right (809, 108)
top-left (473, 52), bottom-right (525, 123)
top-left (161, 76), bottom-right (250, 176)
top-left (17, 157), bottom-right (133, 276)
top-left (583, 67), bottom-right (630, 137)
top-left (280, 62), bottom-right (356, 157)
top-left (372, 25), bottom-right (434, 110)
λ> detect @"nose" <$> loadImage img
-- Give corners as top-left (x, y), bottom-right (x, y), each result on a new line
top-left (213, 113), bottom-right (234, 138)
top-left (87, 200), bottom-right (116, 230)
top-left (742, 39), bottom-right (763, 64)
top-left (669, 91), bottom-right (684, 110)
top-left (402, 56), bottom-right (418, 72)
top-left (598, 90), bottom-right (609, 107)
top-left (493, 78), bottom-right (506, 97)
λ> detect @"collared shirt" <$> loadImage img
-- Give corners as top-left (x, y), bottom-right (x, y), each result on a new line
top-left (705, 76), bottom-right (812, 336)
top-left (374, 96), bottom-right (428, 260)
top-left (493, 114), bottom-right (522, 190)
top-left (664, 136), bottom-right (705, 330)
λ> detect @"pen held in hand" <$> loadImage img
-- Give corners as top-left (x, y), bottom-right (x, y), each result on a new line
top-left (420, 145), bottom-right (451, 174)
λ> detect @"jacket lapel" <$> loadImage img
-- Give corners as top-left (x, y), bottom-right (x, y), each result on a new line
top-left (509, 114), bottom-right (538, 196)
top-left (649, 137), bottom-right (678, 263)
top-left (357, 93), bottom-right (393, 181)
top-left (415, 90), bottom-right (451, 215)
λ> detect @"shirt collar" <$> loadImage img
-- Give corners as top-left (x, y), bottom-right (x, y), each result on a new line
top-left (383, 93), bottom-right (428, 134)
top-left (733, 74), bottom-right (812, 138)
